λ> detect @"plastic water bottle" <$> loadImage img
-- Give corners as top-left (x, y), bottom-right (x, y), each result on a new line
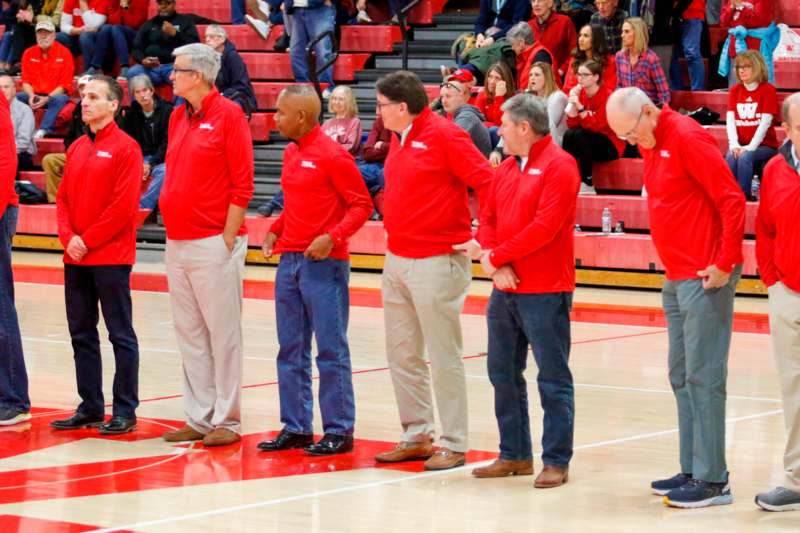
top-left (751, 176), bottom-right (760, 202)
top-left (601, 207), bottom-right (612, 234)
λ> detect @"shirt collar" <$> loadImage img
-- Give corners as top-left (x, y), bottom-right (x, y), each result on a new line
top-left (86, 119), bottom-right (117, 143)
top-left (515, 134), bottom-right (553, 171)
top-left (792, 144), bottom-right (800, 172)
top-left (653, 106), bottom-right (676, 149)
top-left (184, 87), bottom-right (220, 120)
top-left (401, 107), bottom-right (431, 146)
top-left (296, 124), bottom-right (322, 149)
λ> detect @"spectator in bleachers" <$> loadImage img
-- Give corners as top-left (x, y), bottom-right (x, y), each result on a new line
top-left (725, 50), bottom-right (778, 199)
top-left (356, 112), bottom-right (390, 197)
top-left (321, 85), bottom-right (362, 154)
top-left (17, 19), bottom-right (72, 138)
top-left (122, 74), bottom-right (172, 210)
top-left (42, 74), bottom-right (89, 203)
top-left (528, 61), bottom-right (567, 145)
top-left (563, 59), bottom-right (624, 194)
top-left (0, 74), bottom-right (36, 173)
top-left (616, 17), bottom-right (669, 105)
top-left (668, 0), bottom-right (706, 91)
top-left (507, 21), bottom-right (555, 94)
top-left (560, 0), bottom-right (594, 31)
top-left (0, 0), bottom-right (19, 73)
top-left (590, 0), bottom-right (626, 53)
top-left (528, 0), bottom-right (577, 76)
top-left (649, 0), bottom-right (677, 74)
top-left (474, 61), bottom-right (514, 148)
top-left (473, 0), bottom-right (530, 47)
top-left (718, 0), bottom-right (775, 86)
top-left (564, 23), bottom-right (615, 92)
top-left (7, 0), bottom-right (63, 75)
top-left (55, 0), bottom-right (109, 64)
top-left (83, 0), bottom-right (148, 79)
top-left (204, 24), bottom-right (257, 117)
top-left (440, 76), bottom-right (492, 158)
top-left (288, 0), bottom-right (335, 97)
top-left (126, 0), bottom-right (199, 87)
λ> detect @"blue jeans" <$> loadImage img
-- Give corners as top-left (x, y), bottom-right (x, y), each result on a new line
top-left (140, 156), bottom-right (166, 210)
top-left (64, 264), bottom-right (139, 418)
top-left (355, 160), bottom-right (384, 195)
top-left (55, 32), bottom-right (95, 63)
top-left (290, 5), bottom-right (335, 86)
top-left (725, 145), bottom-right (777, 200)
top-left (126, 63), bottom-right (174, 86)
top-left (231, 0), bottom-right (245, 24)
top-left (0, 32), bottom-right (13, 64)
top-left (16, 92), bottom-right (70, 134)
top-left (92, 24), bottom-right (136, 68)
top-left (486, 289), bottom-right (574, 466)
top-left (0, 206), bottom-right (30, 412)
top-left (275, 253), bottom-right (355, 435)
top-left (669, 18), bottom-right (706, 91)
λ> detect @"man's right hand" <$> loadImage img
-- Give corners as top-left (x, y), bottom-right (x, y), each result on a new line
top-left (492, 265), bottom-right (519, 290)
top-left (142, 163), bottom-right (151, 180)
top-left (67, 235), bottom-right (88, 262)
top-left (262, 232), bottom-right (278, 259)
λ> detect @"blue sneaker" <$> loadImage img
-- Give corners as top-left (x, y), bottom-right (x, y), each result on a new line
top-left (0, 408), bottom-right (32, 426)
top-left (652, 473), bottom-right (692, 495)
top-left (664, 478), bottom-right (733, 508)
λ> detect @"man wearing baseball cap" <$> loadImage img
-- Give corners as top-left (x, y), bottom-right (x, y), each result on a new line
top-left (17, 20), bottom-right (73, 138)
top-left (440, 74), bottom-right (491, 157)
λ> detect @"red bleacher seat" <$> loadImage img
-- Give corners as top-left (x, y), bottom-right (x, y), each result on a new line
top-left (242, 52), bottom-right (370, 81)
top-left (18, 171), bottom-right (46, 191)
top-left (198, 25), bottom-right (402, 53)
top-left (777, 0), bottom-right (800, 26)
top-left (16, 205), bottom-right (152, 236)
top-left (593, 159), bottom-right (643, 191)
top-left (671, 90), bottom-right (791, 123)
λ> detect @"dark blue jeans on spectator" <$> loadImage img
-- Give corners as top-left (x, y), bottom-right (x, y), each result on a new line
top-left (15, 92), bottom-right (69, 134)
top-left (290, 5), bottom-right (335, 86)
top-left (140, 155), bottom-right (166, 210)
top-left (64, 264), bottom-right (139, 418)
top-left (275, 253), bottom-right (355, 436)
top-left (231, 0), bottom-right (245, 24)
top-left (725, 145), bottom-right (777, 200)
top-left (669, 18), bottom-right (706, 91)
top-left (488, 126), bottom-right (500, 149)
top-left (0, 206), bottom-right (30, 413)
top-left (486, 289), bottom-right (574, 466)
top-left (0, 31), bottom-right (13, 64)
top-left (126, 63), bottom-right (174, 86)
top-left (90, 24), bottom-right (136, 69)
top-left (55, 31), bottom-right (95, 64)
top-left (356, 160), bottom-right (384, 195)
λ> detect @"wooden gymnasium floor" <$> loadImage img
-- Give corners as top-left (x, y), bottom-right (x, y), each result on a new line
top-left (0, 251), bottom-right (796, 533)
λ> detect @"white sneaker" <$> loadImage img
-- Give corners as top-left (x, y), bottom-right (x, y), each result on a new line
top-left (641, 184), bottom-right (647, 198)
top-left (246, 14), bottom-right (270, 40)
top-left (322, 87), bottom-right (333, 100)
top-left (357, 9), bottom-right (372, 23)
top-left (579, 182), bottom-right (596, 195)
top-left (257, 0), bottom-right (270, 16)
top-left (34, 129), bottom-right (47, 139)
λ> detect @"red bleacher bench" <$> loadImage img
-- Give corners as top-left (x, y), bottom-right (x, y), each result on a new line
top-left (16, 205), bottom-right (152, 236)
top-left (242, 52), bottom-right (369, 81)
top-left (671, 90), bottom-right (791, 124)
top-left (252, 81), bottom-right (329, 109)
top-left (593, 159), bottom-right (643, 191)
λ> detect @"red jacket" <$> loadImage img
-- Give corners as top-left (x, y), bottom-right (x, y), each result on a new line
top-left (21, 42), bottom-right (74, 95)
top-left (160, 89), bottom-right (254, 240)
top-left (0, 96), bottom-right (18, 217)
top-left (56, 121), bottom-right (143, 265)
top-left (529, 12), bottom-right (577, 74)
top-left (566, 84), bottom-right (625, 156)
top-left (641, 107), bottom-right (745, 280)
top-left (720, 0), bottom-right (774, 58)
top-left (756, 144), bottom-right (800, 292)
top-left (563, 54), bottom-right (617, 94)
top-left (516, 44), bottom-right (557, 93)
top-left (383, 107), bottom-right (493, 258)
top-left (478, 135), bottom-right (580, 293)
top-left (474, 90), bottom-right (505, 126)
top-left (269, 125), bottom-right (372, 260)
top-left (681, 0), bottom-right (706, 19)
top-left (62, 0), bottom-right (110, 28)
top-left (107, 0), bottom-right (149, 28)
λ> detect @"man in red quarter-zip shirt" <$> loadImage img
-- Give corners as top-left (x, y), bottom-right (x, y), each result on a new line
top-left (372, 70), bottom-right (493, 471)
top-left (472, 92), bottom-right (579, 489)
top-left (754, 92), bottom-right (800, 512)
top-left (159, 43), bottom-right (254, 448)
top-left (258, 85), bottom-right (372, 457)
top-left (52, 76), bottom-right (143, 436)
top-left (608, 87), bottom-right (745, 509)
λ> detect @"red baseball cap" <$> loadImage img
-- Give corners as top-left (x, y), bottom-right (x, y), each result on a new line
top-left (447, 68), bottom-right (475, 84)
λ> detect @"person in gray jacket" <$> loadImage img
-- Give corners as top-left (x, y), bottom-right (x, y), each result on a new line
top-left (440, 78), bottom-right (492, 158)
top-left (0, 74), bottom-right (35, 173)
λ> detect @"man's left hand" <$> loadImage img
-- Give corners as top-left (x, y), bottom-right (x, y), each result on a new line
top-left (304, 234), bottom-right (334, 260)
top-left (223, 233), bottom-right (236, 252)
top-left (698, 264), bottom-right (731, 289)
top-left (67, 235), bottom-right (88, 262)
top-left (452, 238), bottom-right (482, 259)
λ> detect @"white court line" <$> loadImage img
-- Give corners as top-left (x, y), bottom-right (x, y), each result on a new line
top-left (89, 408), bottom-right (783, 533)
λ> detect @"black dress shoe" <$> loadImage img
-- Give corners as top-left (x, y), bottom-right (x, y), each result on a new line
top-left (257, 429), bottom-right (314, 451)
top-left (304, 434), bottom-right (354, 456)
top-left (99, 416), bottom-right (137, 435)
top-left (50, 412), bottom-right (105, 430)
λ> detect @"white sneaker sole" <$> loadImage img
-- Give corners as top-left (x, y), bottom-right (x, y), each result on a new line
top-left (755, 498), bottom-right (800, 512)
top-left (664, 493), bottom-right (733, 508)
top-left (0, 412), bottom-right (32, 426)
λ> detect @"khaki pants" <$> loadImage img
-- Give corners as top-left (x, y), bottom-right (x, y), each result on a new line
top-left (381, 251), bottom-right (471, 452)
top-left (165, 234), bottom-right (247, 434)
top-left (768, 281), bottom-right (800, 489)
top-left (43, 153), bottom-right (66, 204)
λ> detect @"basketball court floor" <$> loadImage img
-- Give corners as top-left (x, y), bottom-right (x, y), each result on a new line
top-left (0, 250), bottom-right (796, 532)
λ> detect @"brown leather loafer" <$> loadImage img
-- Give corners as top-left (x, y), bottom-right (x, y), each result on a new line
top-left (163, 425), bottom-right (204, 442)
top-left (534, 465), bottom-right (569, 488)
top-left (424, 448), bottom-right (466, 470)
top-left (472, 459), bottom-right (534, 478)
top-left (375, 440), bottom-right (434, 463)
top-left (203, 427), bottom-right (242, 447)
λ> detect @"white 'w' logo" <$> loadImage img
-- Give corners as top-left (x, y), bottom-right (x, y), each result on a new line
top-left (737, 102), bottom-right (759, 120)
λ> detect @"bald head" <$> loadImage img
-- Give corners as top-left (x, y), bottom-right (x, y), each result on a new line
top-left (606, 87), bottom-right (660, 149)
top-left (782, 92), bottom-right (800, 151)
top-left (274, 85), bottom-right (321, 141)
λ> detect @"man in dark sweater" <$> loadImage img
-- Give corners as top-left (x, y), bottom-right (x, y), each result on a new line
top-left (122, 74), bottom-right (173, 210)
top-left (204, 25), bottom-right (256, 118)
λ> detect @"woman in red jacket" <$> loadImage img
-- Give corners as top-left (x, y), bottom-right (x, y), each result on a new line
top-left (562, 59), bottom-right (625, 195)
top-left (563, 23), bottom-right (616, 93)
top-left (474, 62), bottom-right (515, 127)
top-left (720, 0), bottom-right (774, 86)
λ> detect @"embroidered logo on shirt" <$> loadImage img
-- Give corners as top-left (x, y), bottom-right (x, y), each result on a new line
top-left (411, 140), bottom-right (428, 150)
top-left (660, 150), bottom-right (670, 158)
top-left (528, 168), bottom-right (542, 175)
top-left (96, 151), bottom-right (112, 159)
top-left (199, 123), bottom-right (214, 131)
top-left (301, 161), bottom-right (317, 169)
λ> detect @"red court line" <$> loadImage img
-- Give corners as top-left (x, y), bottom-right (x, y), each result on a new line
top-left (11, 264), bottom-right (770, 333)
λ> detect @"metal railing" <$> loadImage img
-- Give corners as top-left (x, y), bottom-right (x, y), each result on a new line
top-left (306, 29), bottom-right (339, 117)
top-left (394, 0), bottom-right (422, 70)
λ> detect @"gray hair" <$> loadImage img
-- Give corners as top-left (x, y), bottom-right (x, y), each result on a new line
top-left (172, 43), bottom-right (221, 85)
top-left (506, 22), bottom-right (535, 46)
top-left (206, 24), bottom-right (227, 41)
top-left (606, 87), bottom-right (655, 117)
top-left (283, 84), bottom-right (318, 98)
top-left (782, 92), bottom-right (800, 126)
top-left (501, 93), bottom-right (550, 135)
top-left (129, 74), bottom-right (154, 92)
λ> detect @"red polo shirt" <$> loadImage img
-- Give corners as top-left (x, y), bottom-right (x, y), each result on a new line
top-left (529, 12), bottom-right (577, 74)
top-left (21, 41), bottom-right (74, 95)
top-left (756, 147), bottom-right (800, 292)
top-left (269, 125), bottom-right (372, 260)
top-left (478, 135), bottom-right (580, 294)
top-left (641, 107), bottom-right (745, 280)
top-left (56, 121), bottom-right (143, 265)
top-left (0, 96), bottom-right (18, 216)
top-left (160, 89), bottom-right (255, 240)
top-left (383, 107), bottom-right (493, 259)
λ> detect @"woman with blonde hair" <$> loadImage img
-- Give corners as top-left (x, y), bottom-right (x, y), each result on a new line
top-left (725, 49), bottom-right (779, 199)
top-left (615, 17), bottom-right (670, 106)
top-left (527, 61), bottom-right (567, 146)
top-left (322, 85), bottom-right (363, 155)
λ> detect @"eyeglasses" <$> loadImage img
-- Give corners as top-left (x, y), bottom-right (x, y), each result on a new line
top-left (376, 100), bottom-right (400, 110)
top-left (735, 64), bottom-right (752, 70)
top-left (616, 107), bottom-right (644, 141)
top-left (576, 72), bottom-right (595, 78)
